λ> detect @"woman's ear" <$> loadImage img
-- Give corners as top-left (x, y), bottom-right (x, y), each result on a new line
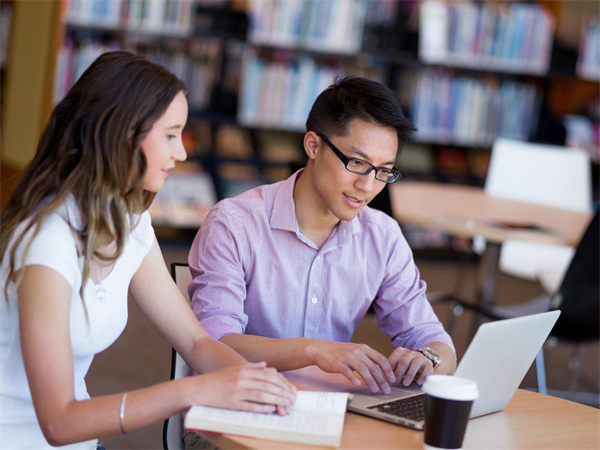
top-left (303, 131), bottom-right (321, 160)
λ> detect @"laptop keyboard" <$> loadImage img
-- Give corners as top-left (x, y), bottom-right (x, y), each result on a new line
top-left (367, 394), bottom-right (426, 421)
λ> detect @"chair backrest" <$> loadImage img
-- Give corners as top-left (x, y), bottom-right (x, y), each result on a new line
top-left (485, 138), bottom-right (592, 213)
top-left (172, 263), bottom-right (193, 297)
top-left (163, 263), bottom-right (193, 450)
top-left (170, 263), bottom-right (193, 380)
top-left (549, 210), bottom-right (599, 342)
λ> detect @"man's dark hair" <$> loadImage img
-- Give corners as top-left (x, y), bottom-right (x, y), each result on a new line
top-left (305, 76), bottom-right (417, 152)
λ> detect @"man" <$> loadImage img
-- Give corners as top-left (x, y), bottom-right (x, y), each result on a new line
top-left (188, 76), bottom-right (456, 395)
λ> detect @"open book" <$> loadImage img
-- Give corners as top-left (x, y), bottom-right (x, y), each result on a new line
top-left (184, 391), bottom-right (351, 447)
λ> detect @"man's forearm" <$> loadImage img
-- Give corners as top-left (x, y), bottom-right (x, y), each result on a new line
top-left (220, 334), bottom-right (316, 371)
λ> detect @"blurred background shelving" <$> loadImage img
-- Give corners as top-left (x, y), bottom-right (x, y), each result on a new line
top-left (2, 0), bottom-right (599, 253)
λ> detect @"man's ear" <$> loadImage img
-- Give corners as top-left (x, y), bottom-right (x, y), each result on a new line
top-left (303, 131), bottom-right (321, 160)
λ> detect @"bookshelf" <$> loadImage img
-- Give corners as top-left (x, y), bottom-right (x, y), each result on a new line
top-left (2, 0), bottom-right (598, 247)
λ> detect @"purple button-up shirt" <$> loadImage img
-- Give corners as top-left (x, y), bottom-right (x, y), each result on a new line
top-left (189, 171), bottom-right (454, 353)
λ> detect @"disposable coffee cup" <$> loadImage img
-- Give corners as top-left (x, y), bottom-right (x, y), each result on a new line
top-left (422, 375), bottom-right (479, 450)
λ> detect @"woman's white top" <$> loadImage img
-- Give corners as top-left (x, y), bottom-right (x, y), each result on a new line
top-left (0, 196), bottom-right (155, 449)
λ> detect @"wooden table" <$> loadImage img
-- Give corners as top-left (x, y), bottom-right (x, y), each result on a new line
top-left (190, 366), bottom-right (600, 449)
top-left (388, 181), bottom-right (591, 308)
top-left (388, 181), bottom-right (589, 246)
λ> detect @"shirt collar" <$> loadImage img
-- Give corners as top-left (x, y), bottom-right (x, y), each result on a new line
top-left (270, 169), bottom-right (363, 244)
top-left (270, 169), bottom-right (302, 232)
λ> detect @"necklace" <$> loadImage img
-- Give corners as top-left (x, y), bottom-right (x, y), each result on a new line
top-left (95, 264), bottom-right (107, 303)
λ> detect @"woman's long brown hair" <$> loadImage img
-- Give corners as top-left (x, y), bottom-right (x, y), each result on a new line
top-left (1, 51), bottom-right (187, 302)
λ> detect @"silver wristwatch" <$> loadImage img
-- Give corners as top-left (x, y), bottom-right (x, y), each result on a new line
top-left (418, 346), bottom-right (441, 368)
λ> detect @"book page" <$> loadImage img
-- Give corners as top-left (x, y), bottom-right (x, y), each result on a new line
top-left (184, 391), bottom-right (350, 445)
top-left (187, 403), bottom-right (342, 435)
top-left (291, 391), bottom-right (350, 414)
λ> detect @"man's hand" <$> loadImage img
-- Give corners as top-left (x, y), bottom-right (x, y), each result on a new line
top-left (305, 341), bottom-right (396, 393)
top-left (388, 343), bottom-right (456, 386)
top-left (388, 347), bottom-right (434, 386)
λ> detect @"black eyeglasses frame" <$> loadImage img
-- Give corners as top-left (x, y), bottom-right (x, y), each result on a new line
top-left (316, 133), bottom-right (401, 184)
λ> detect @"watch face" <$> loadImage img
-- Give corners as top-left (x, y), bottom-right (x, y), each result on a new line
top-left (420, 347), bottom-right (441, 365)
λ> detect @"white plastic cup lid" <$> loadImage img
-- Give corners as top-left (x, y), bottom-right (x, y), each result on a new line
top-left (422, 375), bottom-right (479, 401)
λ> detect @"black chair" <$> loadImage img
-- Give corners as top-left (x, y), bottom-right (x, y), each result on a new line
top-left (447, 210), bottom-right (599, 405)
top-left (163, 263), bottom-right (193, 450)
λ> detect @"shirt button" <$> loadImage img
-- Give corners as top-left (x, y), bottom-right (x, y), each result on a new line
top-left (311, 296), bottom-right (318, 304)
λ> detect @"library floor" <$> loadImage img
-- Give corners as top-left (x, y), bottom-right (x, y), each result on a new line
top-left (87, 238), bottom-right (600, 449)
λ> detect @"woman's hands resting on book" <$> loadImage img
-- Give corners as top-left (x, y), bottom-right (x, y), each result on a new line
top-left (183, 362), bottom-right (297, 415)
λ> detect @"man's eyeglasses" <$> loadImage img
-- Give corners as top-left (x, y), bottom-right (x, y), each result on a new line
top-left (316, 133), bottom-right (401, 183)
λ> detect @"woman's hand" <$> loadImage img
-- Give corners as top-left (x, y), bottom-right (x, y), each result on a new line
top-left (184, 362), bottom-right (297, 415)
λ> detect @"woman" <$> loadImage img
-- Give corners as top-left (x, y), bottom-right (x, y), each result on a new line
top-left (0, 51), bottom-right (296, 449)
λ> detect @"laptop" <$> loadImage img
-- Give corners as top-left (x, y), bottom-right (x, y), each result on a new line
top-left (346, 310), bottom-right (560, 430)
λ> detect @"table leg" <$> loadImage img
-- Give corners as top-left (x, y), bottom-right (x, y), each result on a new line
top-left (471, 242), bottom-right (501, 335)
top-left (477, 242), bottom-right (501, 307)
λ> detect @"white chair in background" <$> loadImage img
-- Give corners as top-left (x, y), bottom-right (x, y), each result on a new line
top-left (163, 263), bottom-right (193, 450)
top-left (482, 137), bottom-right (592, 290)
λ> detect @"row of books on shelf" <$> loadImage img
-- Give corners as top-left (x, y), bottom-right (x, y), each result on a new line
top-left (247, 0), bottom-right (367, 54)
top-left (237, 51), bottom-right (387, 130)
top-left (247, 0), bottom-right (417, 55)
top-left (53, 36), bottom-right (222, 108)
top-left (576, 16), bottom-right (600, 81)
top-left (409, 69), bottom-right (539, 147)
top-left (419, 0), bottom-right (554, 75)
top-left (63, 0), bottom-right (197, 35)
top-left (238, 54), bottom-right (339, 131)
